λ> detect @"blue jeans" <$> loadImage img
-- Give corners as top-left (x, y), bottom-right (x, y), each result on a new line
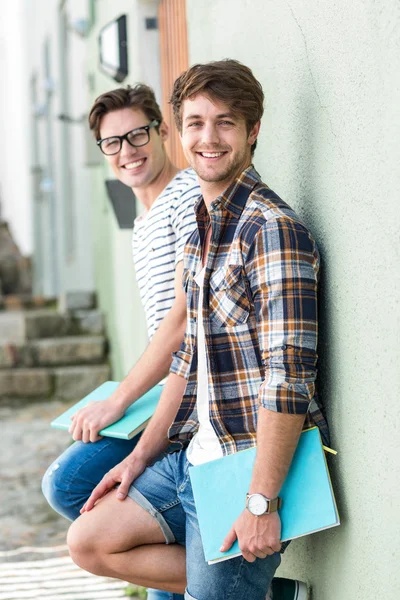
top-left (128, 448), bottom-right (281, 600)
top-left (42, 436), bottom-right (184, 600)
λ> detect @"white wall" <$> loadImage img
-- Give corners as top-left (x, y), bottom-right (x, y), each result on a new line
top-left (186, 1), bottom-right (400, 598)
top-left (0, 0), bottom-right (32, 255)
top-left (21, 0), bottom-right (94, 296)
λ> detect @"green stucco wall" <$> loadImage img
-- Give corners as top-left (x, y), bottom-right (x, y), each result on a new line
top-left (86, 0), bottom-right (150, 380)
top-left (186, 1), bottom-right (399, 598)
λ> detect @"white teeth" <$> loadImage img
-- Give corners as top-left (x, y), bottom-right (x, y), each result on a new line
top-left (124, 159), bottom-right (145, 169)
top-left (201, 152), bottom-right (224, 158)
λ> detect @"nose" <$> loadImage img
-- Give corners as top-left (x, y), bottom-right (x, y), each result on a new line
top-left (120, 138), bottom-right (138, 156)
top-left (201, 122), bottom-right (220, 145)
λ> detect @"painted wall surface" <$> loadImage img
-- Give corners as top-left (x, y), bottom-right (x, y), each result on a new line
top-left (21, 0), bottom-right (94, 296)
top-left (85, 0), bottom-right (163, 377)
top-left (0, 0), bottom-right (32, 255)
top-left (186, 1), bottom-right (400, 598)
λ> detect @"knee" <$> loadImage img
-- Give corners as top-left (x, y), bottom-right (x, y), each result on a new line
top-left (67, 518), bottom-right (105, 575)
top-left (42, 461), bottom-right (73, 520)
top-left (41, 462), bottom-right (60, 503)
top-left (42, 458), bottom-right (84, 521)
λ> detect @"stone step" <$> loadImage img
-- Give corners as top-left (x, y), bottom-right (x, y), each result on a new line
top-left (0, 336), bottom-right (107, 368)
top-left (0, 364), bottom-right (110, 400)
top-left (30, 336), bottom-right (107, 367)
top-left (25, 308), bottom-right (105, 338)
top-left (0, 368), bottom-right (52, 398)
top-left (0, 294), bottom-right (55, 311)
top-left (53, 365), bottom-right (111, 400)
top-left (71, 309), bottom-right (105, 336)
top-left (25, 309), bottom-right (70, 339)
top-left (0, 309), bottom-right (105, 344)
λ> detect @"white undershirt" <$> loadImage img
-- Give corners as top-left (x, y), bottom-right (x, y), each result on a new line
top-left (187, 266), bottom-right (223, 466)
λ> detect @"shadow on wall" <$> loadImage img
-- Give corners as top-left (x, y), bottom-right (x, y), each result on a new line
top-left (291, 89), bottom-right (347, 527)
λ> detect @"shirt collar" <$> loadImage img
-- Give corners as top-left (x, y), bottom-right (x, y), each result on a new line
top-left (194, 165), bottom-right (261, 219)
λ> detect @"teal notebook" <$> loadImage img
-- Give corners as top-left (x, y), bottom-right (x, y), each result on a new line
top-left (51, 381), bottom-right (162, 440)
top-left (189, 427), bottom-right (339, 564)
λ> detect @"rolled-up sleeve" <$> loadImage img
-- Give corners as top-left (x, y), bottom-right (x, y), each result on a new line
top-left (170, 341), bottom-right (192, 379)
top-left (246, 217), bottom-right (320, 414)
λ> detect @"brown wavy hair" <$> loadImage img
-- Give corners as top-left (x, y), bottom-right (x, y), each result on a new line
top-left (170, 59), bottom-right (264, 155)
top-left (88, 84), bottom-right (162, 140)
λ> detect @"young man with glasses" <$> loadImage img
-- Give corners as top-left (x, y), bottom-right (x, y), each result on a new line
top-left (66, 63), bottom-right (326, 599)
top-left (42, 84), bottom-right (198, 600)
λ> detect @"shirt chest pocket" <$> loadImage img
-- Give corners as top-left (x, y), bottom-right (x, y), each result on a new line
top-left (209, 265), bottom-right (251, 327)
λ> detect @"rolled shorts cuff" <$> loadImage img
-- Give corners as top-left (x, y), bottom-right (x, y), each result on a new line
top-left (184, 590), bottom-right (196, 600)
top-left (127, 486), bottom-right (176, 544)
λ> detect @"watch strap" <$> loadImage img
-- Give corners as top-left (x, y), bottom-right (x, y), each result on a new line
top-left (246, 493), bottom-right (282, 514)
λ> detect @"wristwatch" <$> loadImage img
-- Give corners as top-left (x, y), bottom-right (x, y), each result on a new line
top-left (245, 493), bottom-right (282, 516)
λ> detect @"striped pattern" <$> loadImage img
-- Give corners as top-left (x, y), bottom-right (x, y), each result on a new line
top-left (170, 166), bottom-right (329, 453)
top-left (0, 546), bottom-right (131, 600)
top-left (132, 168), bottom-right (200, 339)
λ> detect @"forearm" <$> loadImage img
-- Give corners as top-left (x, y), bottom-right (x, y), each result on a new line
top-left (133, 373), bottom-right (187, 464)
top-left (112, 302), bottom-right (187, 412)
top-left (249, 408), bottom-right (306, 498)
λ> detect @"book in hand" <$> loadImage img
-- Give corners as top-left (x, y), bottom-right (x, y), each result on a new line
top-left (189, 427), bottom-right (339, 564)
top-left (51, 381), bottom-right (162, 440)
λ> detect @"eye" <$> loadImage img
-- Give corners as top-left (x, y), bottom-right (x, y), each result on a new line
top-left (103, 138), bottom-right (119, 149)
top-left (219, 120), bottom-right (234, 127)
top-left (128, 129), bottom-right (148, 143)
top-left (187, 121), bottom-right (202, 128)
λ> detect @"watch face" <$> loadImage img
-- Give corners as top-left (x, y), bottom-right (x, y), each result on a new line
top-left (248, 494), bottom-right (268, 516)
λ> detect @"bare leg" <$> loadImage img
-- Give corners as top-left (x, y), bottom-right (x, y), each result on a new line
top-left (67, 489), bottom-right (186, 593)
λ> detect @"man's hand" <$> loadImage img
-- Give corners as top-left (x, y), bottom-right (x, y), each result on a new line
top-left (80, 452), bottom-right (147, 513)
top-left (69, 397), bottom-right (125, 443)
top-left (220, 510), bottom-right (282, 563)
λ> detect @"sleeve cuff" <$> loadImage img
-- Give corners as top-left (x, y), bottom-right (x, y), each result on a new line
top-left (170, 349), bottom-right (192, 380)
top-left (259, 379), bottom-right (314, 414)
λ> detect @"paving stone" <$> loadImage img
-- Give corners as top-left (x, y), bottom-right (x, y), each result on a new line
top-left (31, 336), bottom-right (106, 366)
top-left (53, 364), bottom-right (111, 400)
top-left (0, 399), bottom-right (72, 551)
top-left (72, 309), bottom-right (104, 335)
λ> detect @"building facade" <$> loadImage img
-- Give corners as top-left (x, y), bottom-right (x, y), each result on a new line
top-left (4, 0), bottom-right (399, 597)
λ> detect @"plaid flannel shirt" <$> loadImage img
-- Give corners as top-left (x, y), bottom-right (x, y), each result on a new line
top-left (169, 166), bottom-right (329, 453)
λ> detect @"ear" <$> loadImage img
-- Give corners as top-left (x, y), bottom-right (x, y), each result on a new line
top-left (248, 121), bottom-right (261, 146)
top-left (159, 120), bottom-right (169, 142)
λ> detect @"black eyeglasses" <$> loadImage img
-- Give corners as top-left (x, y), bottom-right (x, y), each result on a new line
top-left (97, 119), bottom-right (160, 155)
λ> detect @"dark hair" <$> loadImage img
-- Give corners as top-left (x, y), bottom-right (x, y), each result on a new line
top-left (88, 84), bottom-right (162, 139)
top-left (170, 59), bottom-right (264, 155)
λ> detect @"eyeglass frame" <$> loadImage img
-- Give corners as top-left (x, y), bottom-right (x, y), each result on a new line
top-left (96, 119), bottom-right (160, 155)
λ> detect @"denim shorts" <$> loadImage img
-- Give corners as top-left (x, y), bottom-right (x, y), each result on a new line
top-left (128, 448), bottom-right (281, 600)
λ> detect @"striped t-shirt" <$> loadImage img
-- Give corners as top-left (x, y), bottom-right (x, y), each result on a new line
top-left (132, 168), bottom-right (200, 340)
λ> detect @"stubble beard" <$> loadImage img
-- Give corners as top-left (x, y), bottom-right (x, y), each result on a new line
top-left (191, 147), bottom-right (249, 184)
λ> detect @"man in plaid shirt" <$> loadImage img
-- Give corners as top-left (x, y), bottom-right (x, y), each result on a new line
top-left (68, 60), bottom-right (328, 600)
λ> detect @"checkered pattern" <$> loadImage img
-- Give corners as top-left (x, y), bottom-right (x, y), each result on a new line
top-left (169, 166), bottom-right (329, 454)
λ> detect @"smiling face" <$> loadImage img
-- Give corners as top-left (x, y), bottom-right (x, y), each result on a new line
top-left (99, 107), bottom-right (168, 190)
top-left (180, 94), bottom-right (260, 199)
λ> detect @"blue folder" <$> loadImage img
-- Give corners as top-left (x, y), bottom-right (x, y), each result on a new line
top-left (51, 381), bottom-right (162, 440)
top-left (189, 427), bottom-right (339, 564)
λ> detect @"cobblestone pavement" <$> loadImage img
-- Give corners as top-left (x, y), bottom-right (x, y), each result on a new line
top-left (0, 399), bottom-right (73, 553)
top-left (0, 400), bottom-right (147, 598)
